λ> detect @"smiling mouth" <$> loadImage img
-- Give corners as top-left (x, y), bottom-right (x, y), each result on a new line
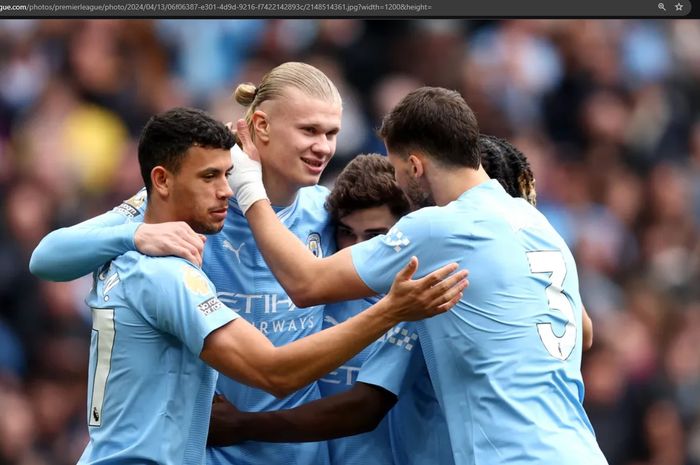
top-left (301, 157), bottom-right (324, 168)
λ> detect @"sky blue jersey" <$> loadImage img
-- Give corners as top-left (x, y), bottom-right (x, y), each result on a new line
top-left (79, 252), bottom-right (238, 465)
top-left (358, 322), bottom-right (455, 465)
top-left (30, 187), bottom-right (335, 465)
top-left (205, 186), bottom-right (335, 465)
top-left (351, 180), bottom-right (608, 465)
top-left (320, 297), bottom-right (394, 465)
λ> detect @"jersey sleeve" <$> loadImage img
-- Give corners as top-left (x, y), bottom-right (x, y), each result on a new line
top-left (29, 190), bottom-right (147, 282)
top-left (132, 258), bottom-right (239, 356)
top-left (350, 209), bottom-right (455, 294)
top-left (357, 322), bottom-right (424, 397)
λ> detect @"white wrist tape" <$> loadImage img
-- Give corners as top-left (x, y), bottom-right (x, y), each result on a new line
top-left (228, 144), bottom-right (268, 214)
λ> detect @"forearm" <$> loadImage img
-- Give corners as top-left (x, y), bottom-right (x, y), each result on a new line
top-left (245, 201), bottom-right (325, 299)
top-left (30, 217), bottom-right (139, 281)
top-left (245, 201), bottom-right (373, 306)
top-left (265, 299), bottom-right (397, 395)
top-left (208, 383), bottom-right (395, 446)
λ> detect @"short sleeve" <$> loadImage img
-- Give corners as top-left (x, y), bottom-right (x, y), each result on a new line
top-left (112, 188), bottom-right (147, 221)
top-left (351, 207), bottom-right (471, 295)
top-left (130, 258), bottom-right (238, 356)
top-left (357, 322), bottom-right (424, 397)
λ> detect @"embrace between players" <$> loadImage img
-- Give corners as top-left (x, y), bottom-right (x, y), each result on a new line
top-left (31, 62), bottom-right (604, 465)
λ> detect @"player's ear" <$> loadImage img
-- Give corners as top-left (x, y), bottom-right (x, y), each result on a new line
top-left (408, 154), bottom-right (424, 178)
top-left (151, 166), bottom-right (171, 198)
top-left (251, 110), bottom-right (270, 143)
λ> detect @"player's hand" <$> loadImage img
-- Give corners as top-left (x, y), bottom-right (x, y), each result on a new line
top-left (383, 257), bottom-right (468, 322)
top-left (134, 222), bottom-right (206, 267)
top-left (235, 119), bottom-right (261, 162)
top-left (228, 119), bottom-right (267, 214)
top-left (207, 396), bottom-right (247, 447)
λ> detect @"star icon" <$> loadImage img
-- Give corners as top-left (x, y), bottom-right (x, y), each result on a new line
top-left (675, 2), bottom-right (683, 10)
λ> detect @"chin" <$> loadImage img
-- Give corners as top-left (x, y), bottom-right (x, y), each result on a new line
top-left (300, 173), bottom-right (323, 187)
top-left (192, 222), bottom-right (224, 235)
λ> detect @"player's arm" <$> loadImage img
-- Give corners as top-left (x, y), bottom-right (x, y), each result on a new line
top-left (201, 257), bottom-right (467, 399)
top-left (245, 203), bottom-right (369, 306)
top-left (229, 120), bottom-right (383, 306)
top-left (30, 194), bottom-right (205, 281)
top-left (582, 305), bottom-right (593, 351)
top-left (208, 382), bottom-right (395, 446)
top-left (30, 211), bottom-right (141, 281)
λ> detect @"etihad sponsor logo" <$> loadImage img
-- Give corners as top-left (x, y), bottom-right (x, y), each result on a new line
top-left (198, 297), bottom-right (224, 316)
top-left (254, 316), bottom-right (316, 335)
top-left (321, 364), bottom-right (361, 386)
top-left (217, 292), bottom-right (298, 314)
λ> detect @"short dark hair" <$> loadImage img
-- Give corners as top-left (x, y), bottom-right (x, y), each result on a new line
top-left (379, 87), bottom-right (480, 169)
top-left (325, 154), bottom-right (411, 223)
top-left (479, 135), bottom-right (537, 206)
top-left (138, 107), bottom-right (236, 194)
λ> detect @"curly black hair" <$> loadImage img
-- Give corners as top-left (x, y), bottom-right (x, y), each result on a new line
top-left (479, 135), bottom-right (537, 206)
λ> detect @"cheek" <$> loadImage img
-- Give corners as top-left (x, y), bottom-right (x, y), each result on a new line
top-left (328, 139), bottom-right (338, 157)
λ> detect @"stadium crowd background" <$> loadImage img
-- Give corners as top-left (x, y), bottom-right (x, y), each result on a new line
top-left (0, 18), bottom-right (699, 465)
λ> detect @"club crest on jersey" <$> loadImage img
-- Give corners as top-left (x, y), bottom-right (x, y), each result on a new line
top-left (113, 190), bottom-right (147, 218)
top-left (383, 226), bottom-right (411, 252)
top-left (306, 232), bottom-right (323, 258)
top-left (182, 266), bottom-right (210, 296)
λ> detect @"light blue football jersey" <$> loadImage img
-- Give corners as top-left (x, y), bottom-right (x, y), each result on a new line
top-left (79, 252), bottom-right (238, 465)
top-left (358, 322), bottom-right (455, 465)
top-left (351, 180), bottom-right (608, 465)
top-left (205, 186), bottom-right (335, 465)
top-left (320, 297), bottom-right (394, 465)
top-left (30, 187), bottom-right (335, 465)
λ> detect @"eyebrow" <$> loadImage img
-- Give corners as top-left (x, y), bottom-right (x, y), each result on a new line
top-left (198, 166), bottom-right (231, 176)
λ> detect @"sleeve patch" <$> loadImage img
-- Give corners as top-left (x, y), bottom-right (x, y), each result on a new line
top-left (113, 191), bottom-right (147, 218)
top-left (382, 226), bottom-right (411, 252)
top-left (182, 266), bottom-right (211, 296)
top-left (198, 297), bottom-right (224, 316)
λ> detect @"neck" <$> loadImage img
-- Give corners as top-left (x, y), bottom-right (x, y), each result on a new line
top-left (143, 198), bottom-right (174, 225)
top-left (261, 166), bottom-right (299, 207)
top-left (426, 163), bottom-right (490, 206)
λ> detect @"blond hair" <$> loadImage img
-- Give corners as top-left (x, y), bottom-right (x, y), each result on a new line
top-left (233, 62), bottom-right (342, 127)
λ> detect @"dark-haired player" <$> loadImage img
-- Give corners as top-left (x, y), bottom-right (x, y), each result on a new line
top-left (211, 132), bottom-right (591, 465)
top-left (229, 86), bottom-right (608, 465)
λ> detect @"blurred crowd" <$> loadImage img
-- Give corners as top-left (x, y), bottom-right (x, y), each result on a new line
top-left (1, 18), bottom-right (699, 465)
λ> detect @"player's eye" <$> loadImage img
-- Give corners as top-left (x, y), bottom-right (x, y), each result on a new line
top-left (366, 229), bottom-right (388, 240)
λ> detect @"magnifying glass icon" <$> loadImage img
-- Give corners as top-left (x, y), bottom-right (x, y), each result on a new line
top-left (658, 2), bottom-right (667, 10)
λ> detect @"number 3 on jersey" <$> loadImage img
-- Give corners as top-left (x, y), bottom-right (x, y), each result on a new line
top-left (90, 308), bottom-right (116, 426)
top-left (526, 251), bottom-right (576, 361)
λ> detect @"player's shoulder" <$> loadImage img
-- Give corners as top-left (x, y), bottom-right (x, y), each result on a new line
top-left (297, 185), bottom-right (331, 208)
top-left (116, 252), bottom-right (208, 288)
top-left (111, 188), bottom-right (147, 219)
top-left (392, 204), bottom-right (456, 241)
top-left (290, 185), bottom-right (332, 226)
